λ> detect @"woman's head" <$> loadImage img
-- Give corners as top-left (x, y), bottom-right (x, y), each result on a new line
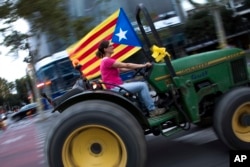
top-left (96, 40), bottom-right (113, 58)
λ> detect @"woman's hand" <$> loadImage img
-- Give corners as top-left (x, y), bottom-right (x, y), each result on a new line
top-left (144, 62), bottom-right (152, 68)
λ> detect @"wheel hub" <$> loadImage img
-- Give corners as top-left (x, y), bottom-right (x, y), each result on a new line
top-left (62, 125), bottom-right (127, 167)
top-left (233, 103), bottom-right (250, 142)
top-left (90, 143), bottom-right (102, 155)
top-left (240, 114), bottom-right (250, 126)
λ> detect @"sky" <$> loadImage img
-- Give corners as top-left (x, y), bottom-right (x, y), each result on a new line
top-left (0, 0), bottom-right (197, 82)
top-left (0, 19), bottom-right (29, 82)
top-left (0, 47), bottom-right (28, 82)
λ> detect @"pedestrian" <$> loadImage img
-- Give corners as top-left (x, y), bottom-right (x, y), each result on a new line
top-left (96, 40), bottom-right (166, 117)
top-left (0, 106), bottom-right (7, 131)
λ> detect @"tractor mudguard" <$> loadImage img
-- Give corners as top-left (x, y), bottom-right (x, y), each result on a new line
top-left (52, 90), bottom-right (150, 129)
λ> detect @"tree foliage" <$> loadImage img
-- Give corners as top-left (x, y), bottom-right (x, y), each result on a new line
top-left (15, 76), bottom-right (31, 104)
top-left (184, 10), bottom-right (215, 41)
top-left (244, 0), bottom-right (250, 7)
top-left (0, 77), bottom-right (12, 99)
top-left (1, 31), bottom-right (30, 53)
top-left (184, 6), bottom-right (241, 42)
top-left (0, 76), bottom-right (30, 108)
top-left (0, 0), bottom-right (18, 23)
top-left (0, 0), bottom-right (95, 54)
top-left (71, 17), bottom-right (93, 40)
top-left (15, 0), bottom-right (71, 39)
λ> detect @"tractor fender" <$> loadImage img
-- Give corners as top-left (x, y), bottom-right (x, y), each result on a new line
top-left (53, 90), bottom-right (150, 129)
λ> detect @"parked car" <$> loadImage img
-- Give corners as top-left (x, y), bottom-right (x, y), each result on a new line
top-left (11, 103), bottom-right (38, 121)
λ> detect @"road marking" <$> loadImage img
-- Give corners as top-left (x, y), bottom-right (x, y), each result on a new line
top-left (1, 135), bottom-right (25, 145)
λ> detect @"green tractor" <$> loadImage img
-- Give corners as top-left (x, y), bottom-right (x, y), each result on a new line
top-left (45, 4), bottom-right (250, 167)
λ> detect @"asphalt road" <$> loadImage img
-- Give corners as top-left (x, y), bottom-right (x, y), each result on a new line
top-left (145, 126), bottom-right (229, 167)
top-left (0, 111), bottom-right (230, 167)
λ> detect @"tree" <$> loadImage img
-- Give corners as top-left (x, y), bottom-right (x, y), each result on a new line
top-left (245, 0), bottom-right (250, 7)
top-left (0, 76), bottom-right (32, 109)
top-left (187, 0), bottom-right (229, 48)
top-left (0, 0), bottom-right (95, 56)
top-left (185, 10), bottom-right (216, 41)
top-left (0, 77), bottom-right (18, 108)
top-left (15, 0), bottom-right (71, 40)
top-left (71, 17), bottom-right (93, 40)
top-left (15, 76), bottom-right (31, 104)
top-left (0, 0), bottom-right (70, 53)
top-left (0, 77), bottom-right (12, 99)
top-left (184, 6), bottom-right (241, 42)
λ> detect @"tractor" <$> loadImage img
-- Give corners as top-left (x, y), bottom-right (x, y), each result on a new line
top-left (45, 3), bottom-right (250, 167)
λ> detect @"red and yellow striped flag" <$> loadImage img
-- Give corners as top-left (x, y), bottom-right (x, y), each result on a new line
top-left (67, 8), bottom-right (142, 80)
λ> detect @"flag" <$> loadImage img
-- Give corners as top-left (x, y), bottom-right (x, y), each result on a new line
top-left (67, 8), bottom-right (142, 80)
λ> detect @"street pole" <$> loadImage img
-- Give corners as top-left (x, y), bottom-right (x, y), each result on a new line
top-left (23, 36), bottom-right (46, 121)
top-left (26, 60), bottom-right (46, 121)
top-left (212, 6), bottom-right (228, 48)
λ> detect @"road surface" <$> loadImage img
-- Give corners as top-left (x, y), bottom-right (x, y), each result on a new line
top-left (0, 112), bottom-right (230, 167)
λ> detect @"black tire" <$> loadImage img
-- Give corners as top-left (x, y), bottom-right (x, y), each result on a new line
top-left (12, 115), bottom-right (21, 122)
top-left (213, 87), bottom-right (250, 150)
top-left (45, 100), bottom-right (147, 167)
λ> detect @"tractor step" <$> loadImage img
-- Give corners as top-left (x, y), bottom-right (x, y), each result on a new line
top-left (148, 110), bottom-right (178, 127)
top-left (161, 126), bottom-right (182, 137)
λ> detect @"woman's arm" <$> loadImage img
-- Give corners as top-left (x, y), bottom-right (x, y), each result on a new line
top-left (113, 61), bottom-right (151, 70)
top-left (119, 67), bottom-right (133, 72)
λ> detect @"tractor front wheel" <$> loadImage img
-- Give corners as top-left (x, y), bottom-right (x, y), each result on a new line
top-left (214, 87), bottom-right (250, 150)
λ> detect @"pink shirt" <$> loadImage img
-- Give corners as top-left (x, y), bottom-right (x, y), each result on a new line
top-left (100, 57), bottom-right (123, 89)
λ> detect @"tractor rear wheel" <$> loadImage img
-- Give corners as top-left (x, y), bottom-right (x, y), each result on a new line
top-left (45, 100), bottom-right (147, 167)
top-left (213, 87), bottom-right (250, 150)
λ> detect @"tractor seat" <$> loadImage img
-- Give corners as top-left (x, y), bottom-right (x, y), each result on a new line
top-left (99, 81), bottom-right (139, 102)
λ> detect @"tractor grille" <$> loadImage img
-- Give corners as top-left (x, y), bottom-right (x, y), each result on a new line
top-left (231, 58), bottom-right (248, 83)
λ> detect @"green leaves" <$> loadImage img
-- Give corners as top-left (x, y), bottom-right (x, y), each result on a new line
top-left (184, 10), bottom-right (215, 41)
top-left (1, 31), bottom-right (29, 53)
top-left (71, 17), bottom-right (93, 40)
top-left (184, 5), bottom-right (241, 43)
top-left (0, 76), bottom-right (32, 107)
top-left (15, 0), bottom-right (71, 39)
top-left (0, 77), bottom-right (11, 99)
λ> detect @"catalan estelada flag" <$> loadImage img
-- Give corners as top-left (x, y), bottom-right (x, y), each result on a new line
top-left (67, 8), bottom-right (142, 79)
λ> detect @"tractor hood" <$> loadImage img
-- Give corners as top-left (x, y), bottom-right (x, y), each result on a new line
top-left (149, 48), bottom-right (247, 92)
top-left (171, 48), bottom-right (245, 75)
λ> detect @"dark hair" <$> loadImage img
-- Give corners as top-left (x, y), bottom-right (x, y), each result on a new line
top-left (96, 40), bottom-right (110, 58)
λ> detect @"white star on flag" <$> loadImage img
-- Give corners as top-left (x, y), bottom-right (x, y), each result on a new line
top-left (115, 28), bottom-right (128, 41)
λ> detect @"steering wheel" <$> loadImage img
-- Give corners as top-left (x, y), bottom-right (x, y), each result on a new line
top-left (132, 65), bottom-right (151, 78)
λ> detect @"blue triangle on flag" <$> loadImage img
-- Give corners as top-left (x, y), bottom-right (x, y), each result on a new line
top-left (112, 8), bottom-right (142, 47)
